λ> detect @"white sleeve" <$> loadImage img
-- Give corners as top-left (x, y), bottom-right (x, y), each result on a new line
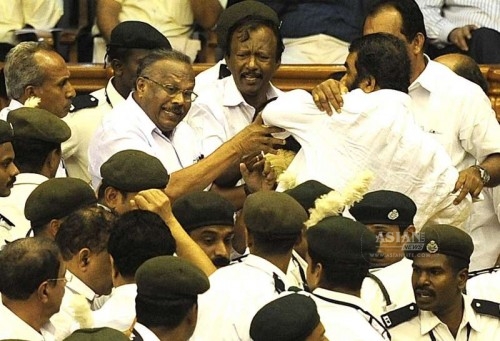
top-left (415, 0), bottom-right (458, 44)
top-left (23, 0), bottom-right (64, 29)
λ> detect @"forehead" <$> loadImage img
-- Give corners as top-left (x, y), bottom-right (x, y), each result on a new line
top-left (0, 142), bottom-right (14, 160)
top-left (149, 59), bottom-right (195, 84)
top-left (413, 253), bottom-right (449, 268)
top-left (364, 8), bottom-right (405, 39)
top-left (191, 225), bottom-right (234, 236)
top-left (34, 50), bottom-right (69, 77)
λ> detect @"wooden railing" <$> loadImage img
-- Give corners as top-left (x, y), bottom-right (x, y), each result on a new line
top-left (2, 63), bottom-right (500, 116)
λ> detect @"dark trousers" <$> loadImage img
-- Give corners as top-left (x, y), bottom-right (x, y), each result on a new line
top-left (426, 27), bottom-right (500, 64)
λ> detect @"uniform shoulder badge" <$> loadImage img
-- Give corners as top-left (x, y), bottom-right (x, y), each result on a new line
top-left (471, 299), bottom-right (500, 318)
top-left (380, 303), bottom-right (419, 329)
top-left (69, 94), bottom-right (99, 113)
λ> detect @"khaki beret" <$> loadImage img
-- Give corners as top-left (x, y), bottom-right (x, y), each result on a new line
top-left (25, 178), bottom-right (97, 227)
top-left (107, 21), bottom-right (172, 50)
top-left (250, 294), bottom-right (321, 341)
top-left (0, 120), bottom-right (14, 144)
top-left (63, 327), bottom-right (129, 341)
top-left (7, 107), bottom-right (71, 143)
top-left (307, 216), bottom-right (378, 264)
top-left (405, 224), bottom-right (473, 263)
top-left (100, 150), bottom-right (169, 192)
top-left (243, 191), bottom-right (307, 238)
top-left (216, 0), bottom-right (279, 50)
top-left (136, 256), bottom-right (209, 300)
top-left (172, 191), bottom-right (235, 233)
top-left (350, 190), bottom-right (417, 226)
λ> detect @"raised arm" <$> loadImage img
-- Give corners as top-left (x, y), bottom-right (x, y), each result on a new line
top-left (189, 0), bottom-right (223, 30)
top-left (96, 0), bottom-right (122, 43)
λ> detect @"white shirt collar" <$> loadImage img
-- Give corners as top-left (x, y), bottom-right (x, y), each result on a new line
top-left (65, 270), bottom-right (96, 303)
top-left (133, 322), bottom-right (161, 341)
top-left (13, 173), bottom-right (49, 186)
top-left (106, 77), bottom-right (127, 108)
top-left (222, 76), bottom-right (282, 108)
top-left (244, 254), bottom-right (290, 286)
top-left (312, 287), bottom-right (369, 310)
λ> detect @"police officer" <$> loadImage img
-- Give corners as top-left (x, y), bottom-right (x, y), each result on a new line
top-left (63, 21), bottom-right (171, 183)
top-left (0, 107), bottom-right (71, 242)
top-left (306, 216), bottom-right (390, 341)
top-left (381, 224), bottom-right (500, 340)
top-left (97, 149), bottom-right (169, 215)
top-left (132, 256), bottom-right (210, 341)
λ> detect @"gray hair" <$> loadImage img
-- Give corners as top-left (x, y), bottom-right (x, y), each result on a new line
top-left (136, 49), bottom-right (191, 78)
top-left (4, 41), bottom-right (54, 99)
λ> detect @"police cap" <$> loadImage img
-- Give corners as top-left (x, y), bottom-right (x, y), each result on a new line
top-left (107, 21), bottom-right (172, 50)
top-left (349, 190), bottom-right (417, 226)
top-left (63, 327), bottom-right (129, 341)
top-left (7, 107), bottom-right (71, 143)
top-left (172, 191), bottom-right (235, 233)
top-left (100, 150), bottom-right (169, 192)
top-left (250, 294), bottom-right (321, 341)
top-left (25, 178), bottom-right (97, 227)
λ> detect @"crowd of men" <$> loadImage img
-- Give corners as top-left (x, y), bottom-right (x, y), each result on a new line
top-left (0, 0), bottom-right (499, 340)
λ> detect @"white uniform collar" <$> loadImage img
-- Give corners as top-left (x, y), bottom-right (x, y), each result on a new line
top-left (13, 173), bottom-right (49, 186)
top-left (106, 77), bottom-right (127, 108)
top-left (133, 322), bottom-right (161, 341)
top-left (244, 254), bottom-right (290, 286)
top-left (419, 294), bottom-right (482, 335)
top-left (313, 287), bottom-right (369, 309)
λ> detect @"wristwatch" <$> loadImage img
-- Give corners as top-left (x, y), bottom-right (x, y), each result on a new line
top-left (471, 165), bottom-right (491, 184)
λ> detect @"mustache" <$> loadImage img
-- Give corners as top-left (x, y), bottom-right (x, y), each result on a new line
top-left (212, 256), bottom-right (230, 268)
top-left (241, 71), bottom-right (262, 78)
top-left (7, 176), bottom-right (16, 187)
top-left (414, 287), bottom-right (435, 297)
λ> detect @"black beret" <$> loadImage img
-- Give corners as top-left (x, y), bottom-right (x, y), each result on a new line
top-left (0, 120), bottom-right (14, 144)
top-left (135, 256), bottom-right (209, 300)
top-left (107, 21), bottom-right (172, 50)
top-left (216, 0), bottom-right (279, 50)
top-left (243, 191), bottom-right (307, 238)
top-left (250, 294), bottom-right (321, 341)
top-left (349, 190), bottom-right (417, 226)
top-left (100, 150), bottom-right (169, 192)
top-left (172, 191), bottom-right (235, 233)
top-left (307, 216), bottom-right (378, 264)
top-left (284, 180), bottom-right (334, 215)
top-left (405, 224), bottom-right (473, 263)
top-left (7, 107), bottom-right (71, 143)
top-left (25, 178), bottom-right (97, 227)
top-left (63, 327), bottom-right (129, 341)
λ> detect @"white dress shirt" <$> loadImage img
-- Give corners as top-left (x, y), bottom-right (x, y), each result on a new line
top-left (263, 88), bottom-right (469, 229)
top-left (416, 0), bottom-right (500, 45)
top-left (0, 173), bottom-right (48, 246)
top-left (362, 258), bottom-right (415, 317)
top-left (385, 295), bottom-right (500, 340)
top-left (0, 302), bottom-right (56, 340)
top-left (187, 75), bottom-right (282, 157)
top-left (88, 93), bottom-right (202, 189)
top-left (92, 283), bottom-right (137, 332)
top-left (191, 254), bottom-right (292, 341)
top-left (63, 79), bottom-right (124, 184)
top-left (408, 59), bottom-right (500, 171)
top-left (311, 288), bottom-right (389, 341)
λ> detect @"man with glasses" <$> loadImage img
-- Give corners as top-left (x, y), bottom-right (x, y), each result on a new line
top-left (89, 48), bottom-right (285, 202)
top-left (0, 237), bottom-right (66, 340)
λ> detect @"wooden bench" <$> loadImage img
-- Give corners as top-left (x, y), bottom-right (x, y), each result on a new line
top-left (2, 63), bottom-right (500, 117)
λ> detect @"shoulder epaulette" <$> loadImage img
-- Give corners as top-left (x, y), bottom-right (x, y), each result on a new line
top-left (69, 94), bottom-right (99, 113)
top-left (471, 299), bottom-right (500, 318)
top-left (380, 303), bottom-right (419, 329)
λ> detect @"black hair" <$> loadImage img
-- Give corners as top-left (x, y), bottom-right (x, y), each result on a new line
top-left (11, 138), bottom-right (60, 173)
top-left (55, 206), bottom-right (115, 261)
top-left (349, 33), bottom-right (411, 93)
top-left (367, 0), bottom-right (427, 42)
top-left (108, 210), bottom-right (176, 278)
top-left (136, 49), bottom-right (191, 79)
top-left (249, 230), bottom-right (300, 256)
top-left (0, 237), bottom-right (61, 300)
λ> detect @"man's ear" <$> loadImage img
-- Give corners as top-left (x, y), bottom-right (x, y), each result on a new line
top-left (47, 219), bottom-right (61, 238)
top-left (37, 281), bottom-right (50, 303)
top-left (411, 32), bottom-right (425, 55)
top-left (457, 268), bottom-right (468, 291)
top-left (104, 187), bottom-right (121, 209)
top-left (110, 58), bottom-right (124, 76)
top-left (360, 75), bottom-right (377, 93)
top-left (78, 248), bottom-right (92, 271)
